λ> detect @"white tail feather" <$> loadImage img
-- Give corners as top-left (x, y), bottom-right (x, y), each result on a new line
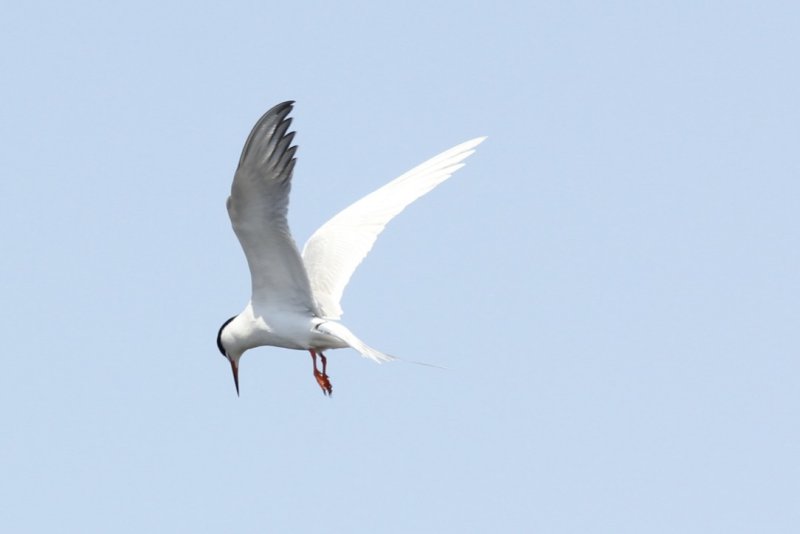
top-left (316, 321), bottom-right (395, 363)
top-left (316, 321), bottom-right (450, 369)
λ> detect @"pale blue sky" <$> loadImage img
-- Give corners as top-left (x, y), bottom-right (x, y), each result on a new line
top-left (2, 1), bottom-right (799, 532)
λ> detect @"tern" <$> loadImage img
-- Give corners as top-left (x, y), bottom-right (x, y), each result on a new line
top-left (216, 101), bottom-right (485, 395)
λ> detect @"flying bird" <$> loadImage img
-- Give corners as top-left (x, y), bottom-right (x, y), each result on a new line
top-left (216, 101), bottom-right (485, 395)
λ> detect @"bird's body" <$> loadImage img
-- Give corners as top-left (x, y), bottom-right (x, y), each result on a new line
top-left (216, 101), bottom-right (484, 395)
top-left (221, 304), bottom-right (347, 352)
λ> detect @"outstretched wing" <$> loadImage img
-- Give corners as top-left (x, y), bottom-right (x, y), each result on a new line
top-left (301, 137), bottom-right (486, 319)
top-left (227, 101), bottom-right (316, 313)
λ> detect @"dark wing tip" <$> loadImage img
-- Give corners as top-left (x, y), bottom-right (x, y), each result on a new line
top-left (265, 100), bottom-right (295, 119)
top-left (237, 101), bottom-right (297, 170)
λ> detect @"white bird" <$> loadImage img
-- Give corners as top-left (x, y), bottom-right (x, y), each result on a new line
top-left (216, 101), bottom-right (485, 395)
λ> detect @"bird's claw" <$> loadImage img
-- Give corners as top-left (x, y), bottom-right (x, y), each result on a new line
top-left (314, 369), bottom-right (333, 396)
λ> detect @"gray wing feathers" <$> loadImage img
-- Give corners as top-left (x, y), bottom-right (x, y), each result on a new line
top-left (227, 102), bottom-right (316, 312)
top-left (238, 101), bottom-right (294, 169)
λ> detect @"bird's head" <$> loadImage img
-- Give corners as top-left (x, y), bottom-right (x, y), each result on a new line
top-left (216, 316), bottom-right (242, 396)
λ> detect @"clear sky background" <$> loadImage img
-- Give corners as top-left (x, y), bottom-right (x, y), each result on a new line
top-left (2, 2), bottom-right (799, 532)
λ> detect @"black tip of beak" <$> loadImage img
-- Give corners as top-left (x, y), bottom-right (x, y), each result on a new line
top-left (229, 357), bottom-right (240, 397)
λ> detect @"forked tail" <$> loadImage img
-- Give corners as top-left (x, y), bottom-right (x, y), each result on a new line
top-left (316, 321), bottom-right (395, 363)
top-left (315, 321), bottom-right (448, 369)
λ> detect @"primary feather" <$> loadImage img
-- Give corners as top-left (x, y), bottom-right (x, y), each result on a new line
top-left (227, 101), bottom-right (317, 313)
top-left (302, 136), bottom-right (486, 319)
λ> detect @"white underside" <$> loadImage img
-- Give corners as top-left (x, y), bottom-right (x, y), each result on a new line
top-left (222, 302), bottom-right (392, 363)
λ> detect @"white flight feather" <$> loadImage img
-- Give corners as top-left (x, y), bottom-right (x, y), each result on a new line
top-left (301, 136), bottom-right (487, 319)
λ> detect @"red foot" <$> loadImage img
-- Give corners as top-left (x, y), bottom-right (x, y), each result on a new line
top-left (314, 369), bottom-right (333, 396)
top-left (309, 350), bottom-right (333, 396)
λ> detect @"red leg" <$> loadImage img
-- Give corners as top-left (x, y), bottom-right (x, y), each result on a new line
top-left (309, 350), bottom-right (332, 396)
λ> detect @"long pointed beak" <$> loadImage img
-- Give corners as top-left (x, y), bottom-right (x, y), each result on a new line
top-left (229, 357), bottom-right (240, 397)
